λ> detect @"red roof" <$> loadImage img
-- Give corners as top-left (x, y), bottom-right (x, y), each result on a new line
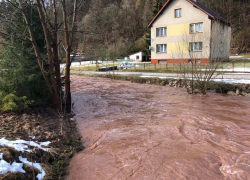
top-left (148, 0), bottom-right (229, 28)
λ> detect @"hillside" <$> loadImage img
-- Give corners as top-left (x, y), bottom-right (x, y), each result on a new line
top-left (76, 0), bottom-right (250, 58)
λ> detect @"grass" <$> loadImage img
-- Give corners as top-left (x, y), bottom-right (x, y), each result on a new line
top-left (241, 53), bottom-right (250, 58)
top-left (227, 62), bottom-right (250, 68)
top-left (228, 59), bottom-right (250, 65)
top-left (71, 66), bottom-right (98, 71)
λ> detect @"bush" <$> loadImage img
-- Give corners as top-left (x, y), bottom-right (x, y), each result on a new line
top-left (0, 93), bottom-right (32, 111)
top-left (0, 48), bottom-right (50, 111)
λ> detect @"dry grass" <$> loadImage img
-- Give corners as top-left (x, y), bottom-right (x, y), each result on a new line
top-left (241, 53), bottom-right (250, 57)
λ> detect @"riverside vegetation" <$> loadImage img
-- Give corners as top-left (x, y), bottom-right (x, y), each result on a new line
top-left (0, 2), bottom-right (82, 179)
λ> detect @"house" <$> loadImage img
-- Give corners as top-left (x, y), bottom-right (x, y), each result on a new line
top-left (148, 0), bottom-right (231, 64)
top-left (129, 50), bottom-right (147, 62)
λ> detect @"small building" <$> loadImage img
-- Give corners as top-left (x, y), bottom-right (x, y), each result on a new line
top-left (129, 51), bottom-right (147, 62)
top-left (148, 0), bottom-right (231, 64)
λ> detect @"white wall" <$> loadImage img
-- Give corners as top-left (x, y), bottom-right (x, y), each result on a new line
top-left (129, 52), bottom-right (146, 62)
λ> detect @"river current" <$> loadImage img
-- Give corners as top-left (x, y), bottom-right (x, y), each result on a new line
top-left (67, 76), bottom-right (250, 180)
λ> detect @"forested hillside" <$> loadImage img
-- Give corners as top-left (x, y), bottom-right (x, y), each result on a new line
top-left (76, 0), bottom-right (166, 59)
top-left (198, 0), bottom-right (250, 53)
top-left (0, 0), bottom-right (249, 60)
top-left (76, 0), bottom-right (250, 59)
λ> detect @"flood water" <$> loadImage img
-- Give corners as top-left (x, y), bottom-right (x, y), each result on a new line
top-left (67, 76), bottom-right (250, 180)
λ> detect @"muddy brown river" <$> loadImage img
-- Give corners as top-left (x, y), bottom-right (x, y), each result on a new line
top-left (67, 76), bottom-right (250, 180)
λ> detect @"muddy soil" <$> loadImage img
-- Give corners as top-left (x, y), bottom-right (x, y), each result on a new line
top-left (68, 76), bottom-right (250, 180)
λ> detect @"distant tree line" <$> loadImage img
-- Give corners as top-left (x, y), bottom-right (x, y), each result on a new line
top-left (198, 0), bottom-right (250, 53)
top-left (76, 0), bottom-right (165, 60)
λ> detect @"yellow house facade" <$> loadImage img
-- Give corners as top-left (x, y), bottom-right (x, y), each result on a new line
top-left (148, 0), bottom-right (231, 64)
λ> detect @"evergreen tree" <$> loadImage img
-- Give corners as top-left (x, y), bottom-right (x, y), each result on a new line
top-left (0, 2), bottom-right (50, 111)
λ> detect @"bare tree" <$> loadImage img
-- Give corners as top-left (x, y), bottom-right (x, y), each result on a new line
top-left (173, 20), bottom-right (231, 94)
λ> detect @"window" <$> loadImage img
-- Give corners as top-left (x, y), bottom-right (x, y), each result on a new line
top-left (159, 60), bottom-right (167, 64)
top-left (175, 9), bottom-right (181, 18)
top-left (188, 59), bottom-right (201, 64)
top-left (156, 44), bottom-right (167, 53)
top-left (190, 22), bottom-right (203, 33)
top-left (136, 55), bottom-right (139, 59)
top-left (156, 27), bottom-right (167, 37)
top-left (195, 59), bottom-right (201, 64)
top-left (189, 42), bottom-right (202, 51)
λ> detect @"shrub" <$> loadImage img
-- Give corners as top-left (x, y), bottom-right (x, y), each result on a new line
top-left (1, 93), bottom-right (32, 111)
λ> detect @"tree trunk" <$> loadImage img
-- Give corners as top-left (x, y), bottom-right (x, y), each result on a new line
top-left (61, 0), bottom-right (72, 113)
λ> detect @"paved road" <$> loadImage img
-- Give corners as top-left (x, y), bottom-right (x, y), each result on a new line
top-left (71, 70), bottom-right (250, 84)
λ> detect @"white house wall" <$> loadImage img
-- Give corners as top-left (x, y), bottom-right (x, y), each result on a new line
top-left (129, 52), bottom-right (146, 62)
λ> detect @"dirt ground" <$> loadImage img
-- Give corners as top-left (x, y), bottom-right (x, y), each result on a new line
top-left (67, 75), bottom-right (250, 180)
top-left (0, 108), bottom-right (82, 180)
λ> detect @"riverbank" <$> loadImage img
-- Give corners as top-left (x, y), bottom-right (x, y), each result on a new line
top-left (0, 108), bottom-right (83, 180)
top-left (80, 74), bottom-right (250, 97)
